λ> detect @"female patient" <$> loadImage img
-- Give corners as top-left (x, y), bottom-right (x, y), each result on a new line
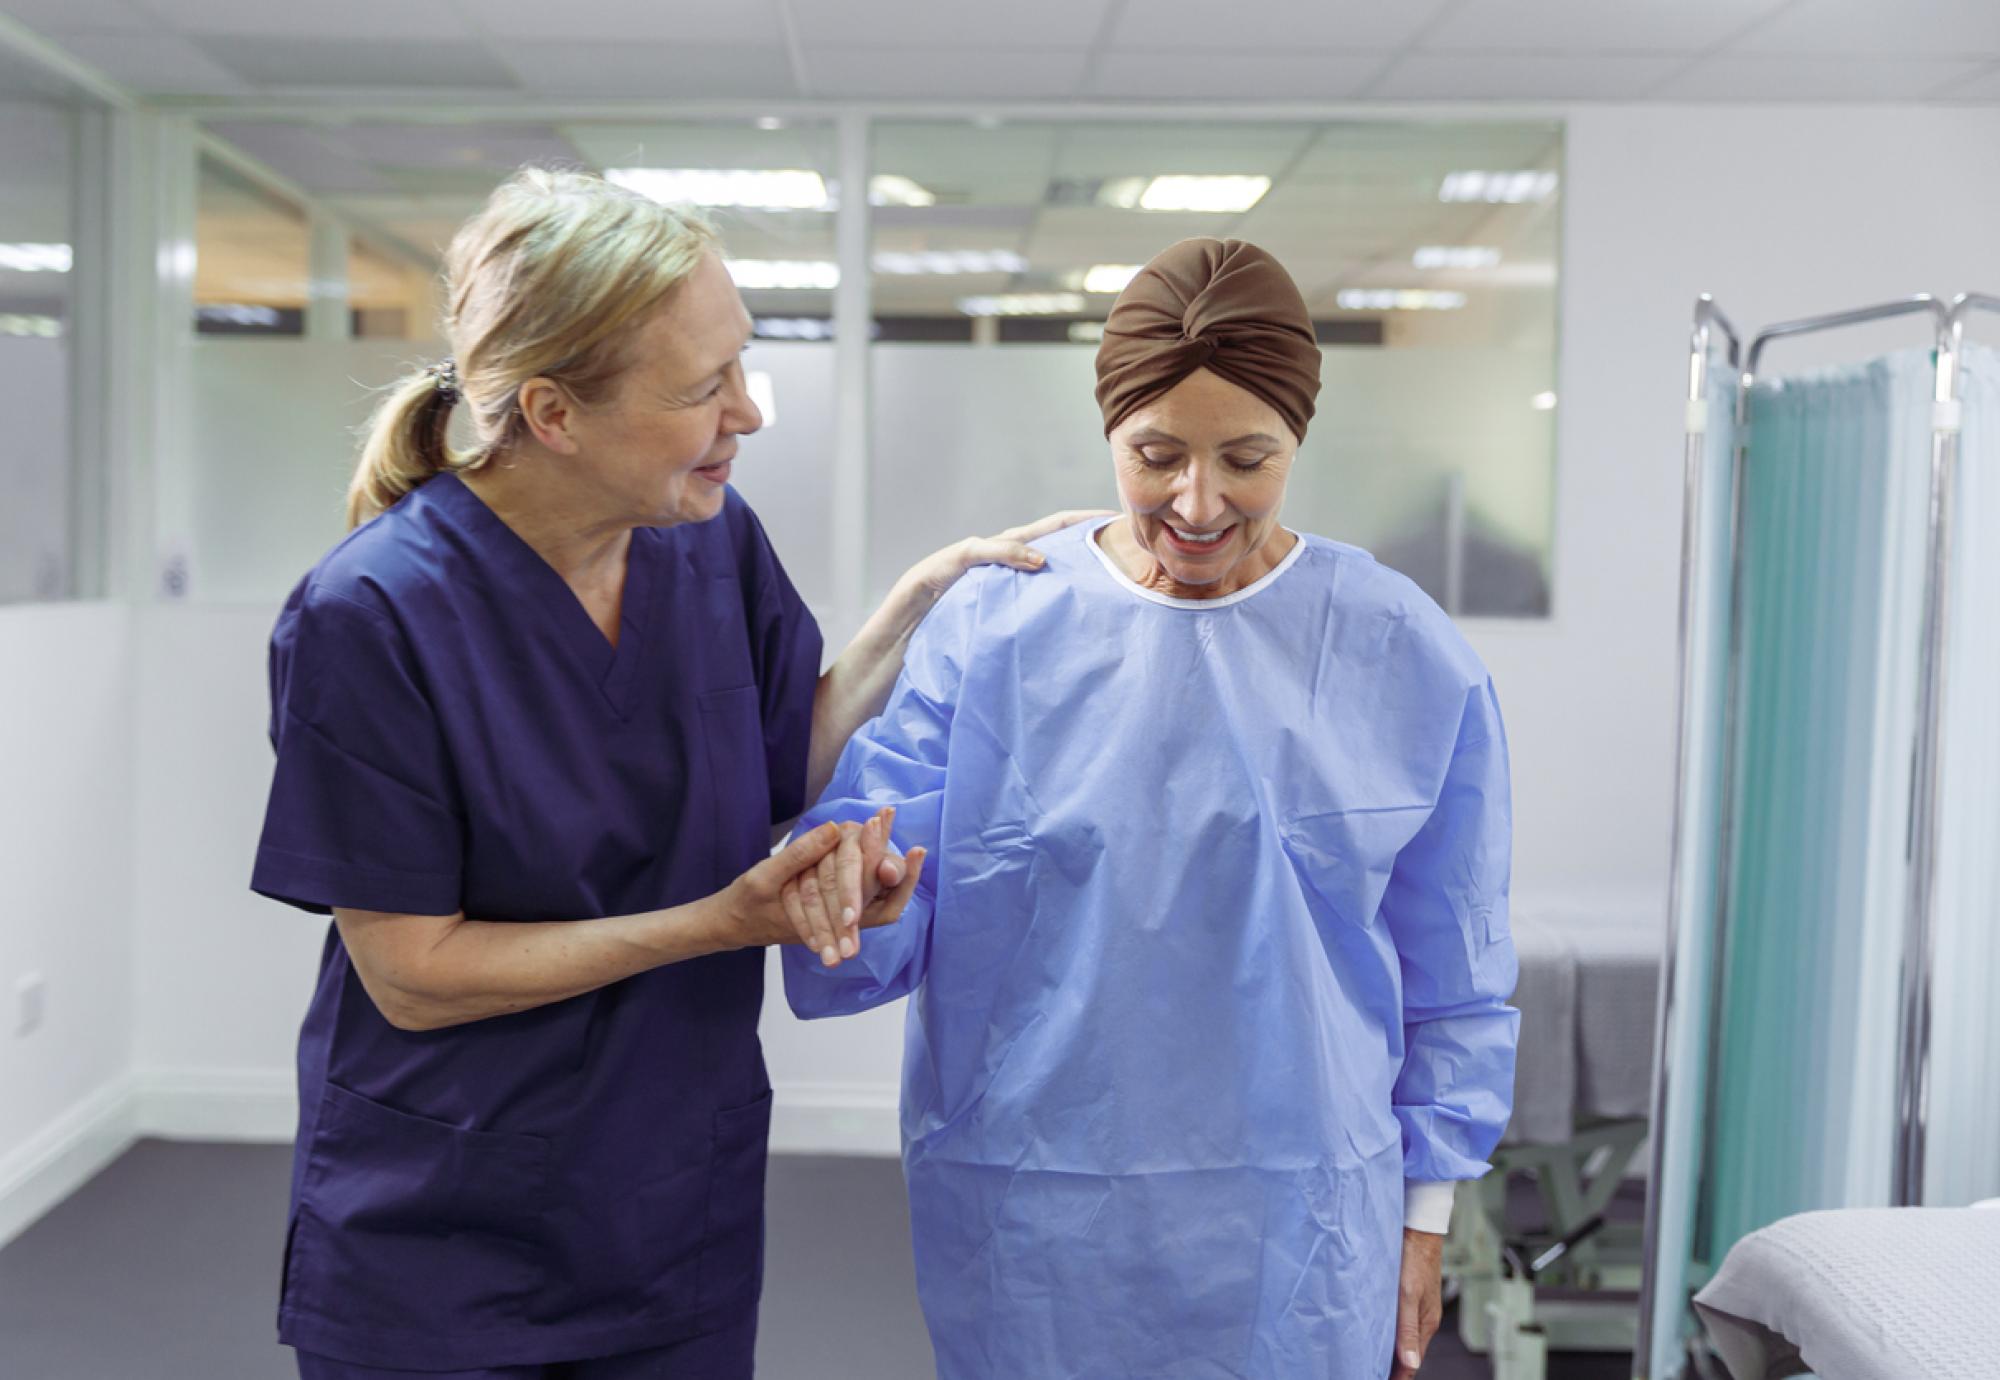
top-left (785, 239), bottom-right (1520, 1379)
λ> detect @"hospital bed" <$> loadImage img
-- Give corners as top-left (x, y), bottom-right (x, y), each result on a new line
top-left (1442, 899), bottom-right (1663, 1380)
top-left (1691, 1204), bottom-right (2000, 1380)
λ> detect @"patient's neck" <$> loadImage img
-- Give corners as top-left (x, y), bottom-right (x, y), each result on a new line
top-left (1098, 516), bottom-right (1296, 601)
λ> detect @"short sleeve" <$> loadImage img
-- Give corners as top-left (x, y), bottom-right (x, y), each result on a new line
top-left (250, 586), bottom-right (464, 916)
top-left (735, 495), bottom-right (824, 825)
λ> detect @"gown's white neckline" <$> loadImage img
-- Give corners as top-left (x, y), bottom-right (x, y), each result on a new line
top-left (1085, 516), bottom-right (1307, 610)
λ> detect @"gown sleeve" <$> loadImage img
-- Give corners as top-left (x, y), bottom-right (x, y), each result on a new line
top-left (735, 493), bottom-right (825, 827)
top-left (1383, 676), bottom-right (1521, 1182)
top-left (250, 586), bottom-right (464, 917)
top-left (781, 576), bottom-right (977, 1018)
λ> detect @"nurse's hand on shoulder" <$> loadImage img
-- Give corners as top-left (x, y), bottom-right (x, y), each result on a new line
top-left (901, 510), bottom-right (1115, 606)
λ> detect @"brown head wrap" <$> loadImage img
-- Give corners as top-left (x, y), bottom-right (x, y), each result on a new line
top-left (1094, 238), bottom-right (1320, 442)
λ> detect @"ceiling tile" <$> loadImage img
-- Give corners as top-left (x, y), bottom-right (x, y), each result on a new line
top-left (1652, 54), bottom-right (1990, 100)
top-left (1086, 52), bottom-right (1389, 100)
top-left (803, 46), bottom-right (1089, 98)
top-left (1424, 0), bottom-right (1792, 54)
top-left (131, 0), bottom-right (475, 40)
top-left (1107, 0), bottom-right (1456, 52)
top-left (1734, 0), bottom-right (2000, 58)
top-left (789, 0), bottom-right (1111, 49)
top-left (0, 0), bottom-right (161, 33)
top-left (454, 0), bottom-right (786, 43)
top-left (1932, 60), bottom-right (2000, 99)
top-left (1367, 52), bottom-right (1686, 99)
top-left (324, 122), bottom-right (585, 172)
top-left (202, 122), bottom-right (396, 192)
top-left (561, 121), bottom-right (840, 173)
top-left (192, 37), bottom-right (521, 89)
top-left (53, 31), bottom-right (249, 94)
top-left (494, 42), bottom-right (801, 98)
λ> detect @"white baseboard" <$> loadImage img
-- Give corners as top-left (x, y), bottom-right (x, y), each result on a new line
top-left (0, 1070), bottom-right (895, 1249)
top-left (0, 1075), bottom-right (138, 1251)
top-left (130, 1067), bottom-right (299, 1142)
top-left (769, 1081), bottom-right (900, 1157)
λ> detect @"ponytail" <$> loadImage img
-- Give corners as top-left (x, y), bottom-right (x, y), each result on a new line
top-left (346, 364), bottom-right (459, 529)
top-left (343, 167), bottom-right (719, 529)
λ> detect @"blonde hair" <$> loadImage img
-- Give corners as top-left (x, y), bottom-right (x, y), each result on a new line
top-left (346, 167), bottom-right (719, 528)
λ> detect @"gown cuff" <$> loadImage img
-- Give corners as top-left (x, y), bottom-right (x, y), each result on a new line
top-left (1404, 1179), bottom-right (1456, 1235)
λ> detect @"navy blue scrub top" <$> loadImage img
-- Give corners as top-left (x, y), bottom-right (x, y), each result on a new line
top-left (251, 474), bottom-right (821, 1371)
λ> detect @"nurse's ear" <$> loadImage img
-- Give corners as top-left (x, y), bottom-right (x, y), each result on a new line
top-left (516, 375), bottom-right (584, 456)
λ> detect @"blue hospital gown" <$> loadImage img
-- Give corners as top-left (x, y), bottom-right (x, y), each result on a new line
top-left (786, 519), bottom-right (1519, 1379)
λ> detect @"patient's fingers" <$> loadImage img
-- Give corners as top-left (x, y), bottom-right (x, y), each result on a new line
top-left (858, 847), bottom-right (926, 931)
top-left (834, 820), bottom-right (865, 949)
top-left (780, 880), bottom-right (815, 952)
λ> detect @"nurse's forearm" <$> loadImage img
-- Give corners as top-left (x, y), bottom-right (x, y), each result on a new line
top-left (335, 897), bottom-right (739, 1031)
top-left (808, 572), bottom-right (933, 800)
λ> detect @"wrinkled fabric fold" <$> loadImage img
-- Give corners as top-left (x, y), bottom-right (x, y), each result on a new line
top-left (787, 521), bottom-right (1517, 1377)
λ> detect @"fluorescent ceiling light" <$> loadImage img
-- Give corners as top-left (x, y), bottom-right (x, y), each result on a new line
top-left (746, 370), bottom-right (778, 426)
top-left (0, 242), bottom-right (72, 273)
top-left (1438, 171), bottom-right (1559, 204)
top-left (1081, 264), bottom-right (1141, 294)
top-left (1068, 322), bottom-right (1106, 344)
top-left (196, 304), bottom-right (284, 326)
top-left (872, 249), bottom-right (1026, 275)
top-left (1531, 391), bottom-right (1558, 411)
top-left (869, 174), bottom-right (937, 208)
top-left (958, 292), bottom-right (1086, 318)
top-left (754, 317), bottom-right (836, 341)
top-left (1413, 246), bottom-right (1501, 270)
top-left (754, 117), bottom-right (785, 131)
top-left (726, 259), bottom-right (839, 291)
top-left (607, 167), bottom-right (829, 210)
top-left (0, 313), bottom-right (61, 337)
top-left (1094, 175), bottom-right (1270, 213)
top-left (1335, 289), bottom-right (1467, 312)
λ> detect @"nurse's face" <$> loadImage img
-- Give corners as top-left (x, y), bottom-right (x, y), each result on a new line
top-left (1108, 368), bottom-right (1297, 589)
top-left (572, 252), bottom-right (762, 528)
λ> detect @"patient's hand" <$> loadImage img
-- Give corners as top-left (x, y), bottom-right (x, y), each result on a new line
top-left (783, 809), bottom-right (907, 966)
top-left (1390, 1227), bottom-right (1445, 1378)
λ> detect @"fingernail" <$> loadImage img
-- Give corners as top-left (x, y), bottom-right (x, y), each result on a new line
top-left (1402, 1351), bottom-right (1421, 1370)
top-left (842, 907), bottom-right (856, 925)
top-left (840, 936), bottom-right (856, 957)
top-left (1030, 552), bottom-right (1046, 566)
top-left (821, 947), bottom-right (837, 966)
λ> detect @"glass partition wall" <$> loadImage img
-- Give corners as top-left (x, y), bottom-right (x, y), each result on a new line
top-left (173, 112), bottom-right (1560, 630)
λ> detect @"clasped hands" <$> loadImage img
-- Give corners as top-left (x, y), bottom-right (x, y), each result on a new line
top-left (727, 808), bottom-right (922, 965)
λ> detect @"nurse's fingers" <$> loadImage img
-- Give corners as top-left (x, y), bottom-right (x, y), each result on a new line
top-left (799, 859), bottom-right (840, 967)
top-left (763, 822), bottom-right (843, 887)
top-left (858, 847), bottom-right (926, 931)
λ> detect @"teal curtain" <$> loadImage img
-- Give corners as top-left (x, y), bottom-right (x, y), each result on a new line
top-left (1701, 351), bottom-right (1934, 1258)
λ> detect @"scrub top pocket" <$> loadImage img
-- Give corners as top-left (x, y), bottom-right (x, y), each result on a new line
top-left (290, 1083), bottom-right (552, 1334)
top-left (695, 1088), bottom-right (774, 1310)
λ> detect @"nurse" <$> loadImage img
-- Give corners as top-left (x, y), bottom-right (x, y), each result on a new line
top-left (784, 238), bottom-right (1521, 1378)
top-left (251, 167), bottom-right (1092, 1378)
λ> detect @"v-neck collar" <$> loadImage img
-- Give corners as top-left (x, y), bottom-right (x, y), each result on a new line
top-left (426, 473), bottom-right (655, 719)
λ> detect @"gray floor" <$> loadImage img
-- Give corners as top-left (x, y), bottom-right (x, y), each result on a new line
top-left (0, 1140), bottom-right (1637, 1378)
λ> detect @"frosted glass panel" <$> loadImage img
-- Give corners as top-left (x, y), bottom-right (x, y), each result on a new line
top-left (0, 99), bottom-right (78, 603)
top-left (866, 343), bottom-right (1552, 613)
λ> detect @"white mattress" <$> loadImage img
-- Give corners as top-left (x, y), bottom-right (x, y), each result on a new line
top-left (1695, 1207), bottom-right (2000, 1379)
top-left (1503, 900), bottom-right (1663, 1146)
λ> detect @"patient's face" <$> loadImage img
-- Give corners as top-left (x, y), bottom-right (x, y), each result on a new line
top-left (1108, 368), bottom-right (1297, 592)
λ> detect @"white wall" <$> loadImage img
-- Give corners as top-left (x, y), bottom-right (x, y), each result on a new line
top-left (0, 604), bottom-right (137, 1241)
top-left (14, 102), bottom-right (1999, 1178)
